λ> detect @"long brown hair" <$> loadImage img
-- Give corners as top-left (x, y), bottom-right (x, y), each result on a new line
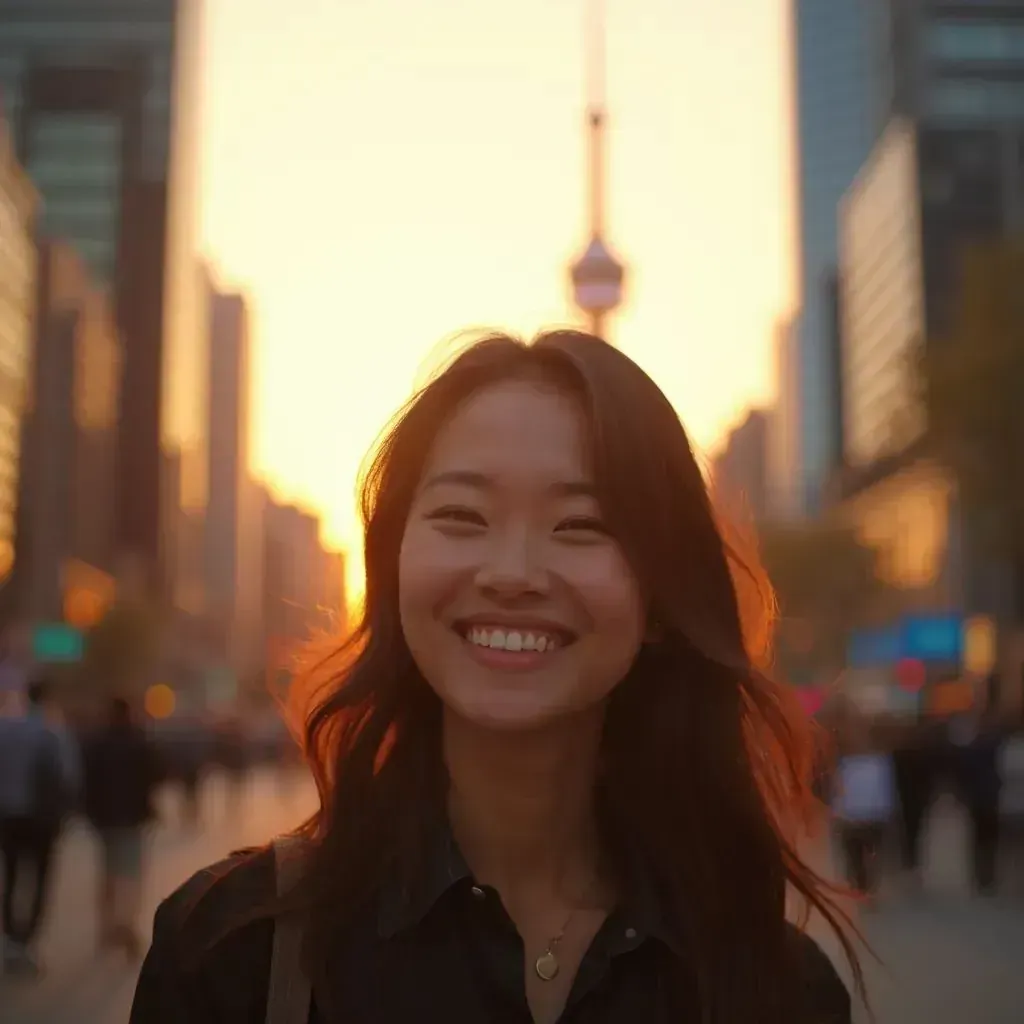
top-left (286, 330), bottom-right (863, 1020)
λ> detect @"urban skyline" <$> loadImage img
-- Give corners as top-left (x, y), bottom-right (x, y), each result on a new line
top-left (3, 0), bottom-right (799, 604)
top-left (197, 0), bottom-right (796, 594)
top-left (0, 19), bottom-right (346, 698)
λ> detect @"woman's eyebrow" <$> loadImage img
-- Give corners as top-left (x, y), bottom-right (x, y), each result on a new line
top-left (421, 470), bottom-right (596, 498)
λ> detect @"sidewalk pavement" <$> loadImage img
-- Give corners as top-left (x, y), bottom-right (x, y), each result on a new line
top-left (799, 794), bottom-right (1024, 1024)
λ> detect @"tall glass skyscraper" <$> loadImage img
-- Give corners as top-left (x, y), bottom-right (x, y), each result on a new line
top-left (0, 116), bottom-right (36, 592)
top-left (789, 0), bottom-right (879, 515)
top-left (0, 0), bottom-right (207, 602)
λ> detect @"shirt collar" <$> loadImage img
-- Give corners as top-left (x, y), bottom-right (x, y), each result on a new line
top-left (375, 816), bottom-right (683, 955)
top-left (376, 820), bottom-right (470, 939)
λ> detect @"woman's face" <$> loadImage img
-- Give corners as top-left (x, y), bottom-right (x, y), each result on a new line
top-left (398, 379), bottom-right (646, 731)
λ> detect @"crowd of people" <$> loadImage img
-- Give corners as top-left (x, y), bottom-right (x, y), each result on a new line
top-left (0, 670), bottom-right (302, 982)
top-left (0, 675), bottom-right (161, 977)
top-left (823, 694), bottom-right (1024, 903)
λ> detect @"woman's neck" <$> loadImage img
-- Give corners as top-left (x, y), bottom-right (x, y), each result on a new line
top-left (444, 707), bottom-right (608, 903)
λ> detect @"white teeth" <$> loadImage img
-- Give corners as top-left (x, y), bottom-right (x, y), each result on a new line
top-left (465, 627), bottom-right (558, 652)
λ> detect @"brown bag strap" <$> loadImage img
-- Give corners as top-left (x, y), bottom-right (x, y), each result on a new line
top-left (266, 837), bottom-right (312, 1024)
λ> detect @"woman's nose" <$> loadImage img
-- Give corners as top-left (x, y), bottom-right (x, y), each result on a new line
top-left (473, 532), bottom-right (548, 598)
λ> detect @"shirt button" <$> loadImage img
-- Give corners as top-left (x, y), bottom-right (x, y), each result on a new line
top-left (624, 927), bottom-right (637, 940)
top-left (470, 885), bottom-right (486, 899)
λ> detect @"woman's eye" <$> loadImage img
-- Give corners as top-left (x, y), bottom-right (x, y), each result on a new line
top-left (425, 506), bottom-right (487, 527)
top-left (555, 515), bottom-right (608, 536)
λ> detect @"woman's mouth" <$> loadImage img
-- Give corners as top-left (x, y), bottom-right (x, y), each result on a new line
top-left (451, 622), bottom-right (577, 670)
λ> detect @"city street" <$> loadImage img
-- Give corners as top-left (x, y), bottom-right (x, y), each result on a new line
top-left (3, 776), bottom-right (1022, 1023)
top-left (3, 766), bottom-right (318, 1024)
top-left (803, 796), bottom-right (1024, 1024)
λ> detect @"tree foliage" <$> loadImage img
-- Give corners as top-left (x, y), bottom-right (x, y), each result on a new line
top-left (80, 601), bottom-right (161, 694)
top-left (759, 521), bottom-right (885, 670)
top-left (920, 241), bottom-right (1024, 565)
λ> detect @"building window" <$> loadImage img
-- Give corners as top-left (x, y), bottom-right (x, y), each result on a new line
top-left (929, 79), bottom-right (1024, 120)
top-left (2, 19), bottom-right (172, 49)
top-left (929, 21), bottom-right (1024, 63)
top-left (27, 155), bottom-right (121, 188)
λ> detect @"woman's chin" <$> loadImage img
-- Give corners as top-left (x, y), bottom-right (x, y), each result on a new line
top-left (441, 683), bottom-right (613, 738)
top-left (444, 694), bottom-right (575, 735)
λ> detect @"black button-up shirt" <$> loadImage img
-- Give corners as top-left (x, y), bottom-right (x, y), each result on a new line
top-left (131, 833), bottom-right (851, 1023)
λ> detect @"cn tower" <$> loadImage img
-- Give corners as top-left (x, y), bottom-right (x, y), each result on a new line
top-left (569, 0), bottom-right (625, 341)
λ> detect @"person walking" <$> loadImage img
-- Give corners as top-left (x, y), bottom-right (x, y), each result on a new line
top-left (997, 724), bottom-right (1024, 896)
top-left (81, 697), bottom-right (162, 959)
top-left (831, 716), bottom-right (896, 904)
top-left (0, 674), bottom-right (81, 976)
top-left (950, 706), bottom-right (1004, 895)
top-left (891, 719), bottom-right (939, 887)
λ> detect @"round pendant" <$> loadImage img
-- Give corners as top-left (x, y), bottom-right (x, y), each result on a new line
top-left (535, 951), bottom-right (560, 981)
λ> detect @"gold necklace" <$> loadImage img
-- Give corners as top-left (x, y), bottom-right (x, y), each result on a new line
top-left (534, 910), bottom-right (575, 981)
top-left (533, 874), bottom-right (604, 982)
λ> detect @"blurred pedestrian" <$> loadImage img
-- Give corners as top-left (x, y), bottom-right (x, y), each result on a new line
top-left (0, 638), bottom-right (26, 717)
top-left (832, 715), bottom-right (895, 903)
top-left (891, 720), bottom-right (939, 886)
top-left (950, 704), bottom-right (1004, 895)
top-left (0, 674), bottom-right (81, 976)
top-left (81, 697), bottom-right (161, 959)
top-left (171, 717), bottom-right (207, 827)
top-left (217, 716), bottom-right (249, 815)
top-left (997, 726), bottom-right (1024, 896)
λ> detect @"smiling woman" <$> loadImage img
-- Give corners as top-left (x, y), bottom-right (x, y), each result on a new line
top-left (131, 331), bottom-right (862, 1024)
top-left (398, 377), bottom-right (647, 737)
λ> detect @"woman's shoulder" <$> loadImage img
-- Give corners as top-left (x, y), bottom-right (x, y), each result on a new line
top-left (132, 847), bottom-right (278, 1022)
top-left (146, 843), bottom-right (278, 970)
top-left (157, 847), bottom-right (274, 929)
top-left (786, 923), bottom-right (853, 1022)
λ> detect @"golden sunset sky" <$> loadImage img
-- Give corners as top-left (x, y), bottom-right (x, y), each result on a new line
top-left (199, 0), bottom-right (796, 597)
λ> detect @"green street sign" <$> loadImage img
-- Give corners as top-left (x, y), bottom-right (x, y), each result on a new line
top-left (32, 624), bottom-right (84, 663)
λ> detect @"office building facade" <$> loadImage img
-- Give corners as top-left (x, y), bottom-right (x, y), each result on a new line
top-left (712, 410), bottom-right (770, 527)
top-left (884, 1), bottom-right (1024, 127)
top-left (884, 2), bottom-right (1024, 331)
top-left (840, 119), bottom-right (926, 469)
top-left (16, 240), bottom-right (120, 624)
top-left (316, 548), bottom-right (347, 637)
top-left (0, 112), bottom-right (35, 594)
top-left (790, 0), bottom-right (879, 514)
top-left (766, 316), bottom-right (802, 520)
top-left (839, 108), bottom-right (1024, 619)
top-left (842, 0), bottom-right (1024, 472)
top-left (0, 0), bottom-right (207, 601)
top-left (263, 500), bottom-right (321, 644)
top-left (261, 494), bottom-right (348, 674)
top-left (204, 282), bottom-right (264, 677)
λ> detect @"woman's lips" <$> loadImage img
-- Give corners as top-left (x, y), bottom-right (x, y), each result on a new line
top-left (451, 622), bottom-right (574, 672)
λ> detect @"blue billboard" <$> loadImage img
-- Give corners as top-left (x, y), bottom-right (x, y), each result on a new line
top-left (847, 614), bottom-right (962, 669)
top-left (901, 614), bottom-right (962, 662)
